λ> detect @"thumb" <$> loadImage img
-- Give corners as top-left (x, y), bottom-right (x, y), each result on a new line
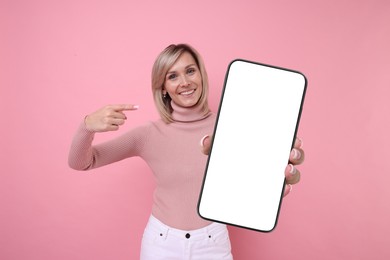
top-left (200, 135), bottom-right (212, 155)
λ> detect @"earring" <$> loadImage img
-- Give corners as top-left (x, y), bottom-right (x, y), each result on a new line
top-left (163, 93), bottom-right (167, 99)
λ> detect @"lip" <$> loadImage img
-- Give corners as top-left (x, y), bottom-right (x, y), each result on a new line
top-left (179, 89), bottom-right (196, 96)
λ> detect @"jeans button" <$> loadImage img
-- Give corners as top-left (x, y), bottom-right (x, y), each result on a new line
top-left (185, 233), bottom-right (190, 239)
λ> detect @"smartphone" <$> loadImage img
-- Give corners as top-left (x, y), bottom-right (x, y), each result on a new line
top-left (198, 59), bottom-right (307, 232)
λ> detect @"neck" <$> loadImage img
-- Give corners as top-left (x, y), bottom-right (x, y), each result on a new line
top-left (170, 101), bottom-right (210, 123)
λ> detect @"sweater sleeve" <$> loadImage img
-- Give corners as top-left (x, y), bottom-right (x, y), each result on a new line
top-left (68, 122), bottom-right (150, 171)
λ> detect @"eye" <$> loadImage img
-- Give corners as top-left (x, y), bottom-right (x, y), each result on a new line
top-left (187, 68), bottom-right (196, 75)
top-left (167, 73), bottom-right (177, 80)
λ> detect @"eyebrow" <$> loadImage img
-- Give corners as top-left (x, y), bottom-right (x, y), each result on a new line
top-left (167, 64), bottom-right (197, 75)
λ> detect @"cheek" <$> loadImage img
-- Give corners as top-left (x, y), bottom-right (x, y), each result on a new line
top-left (165, 84), bottom-right (178, 96)
top-left (196, 75), bottom-right (203, 87)
top-left (197, 78), bottom-right (203, 91)
top-left (163, 82), bottom-right (173, 92)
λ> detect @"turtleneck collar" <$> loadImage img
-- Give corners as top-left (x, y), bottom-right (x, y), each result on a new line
top-left (170, 101), bottom-right (211, 123)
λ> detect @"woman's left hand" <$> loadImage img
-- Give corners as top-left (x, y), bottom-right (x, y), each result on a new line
top-left (200, 135), bottom-right (305, 197)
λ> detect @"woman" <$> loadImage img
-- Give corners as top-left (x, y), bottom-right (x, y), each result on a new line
top-left (68, 43), bottom-right (304, 259)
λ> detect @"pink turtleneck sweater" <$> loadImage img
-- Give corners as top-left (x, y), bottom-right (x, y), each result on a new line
top-left (68, 102), bottom-right (216, 230)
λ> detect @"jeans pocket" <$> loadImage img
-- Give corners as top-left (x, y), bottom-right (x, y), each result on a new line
top-left (141, 231), bottom-right (157, 246)
top-left (142, 225), bottom-right (169, 246)
top-left (209, 226), bottom-right (231, 248)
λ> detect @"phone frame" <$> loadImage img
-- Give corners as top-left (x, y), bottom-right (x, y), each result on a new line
top-left (197, 59), bottom-right (307, 232)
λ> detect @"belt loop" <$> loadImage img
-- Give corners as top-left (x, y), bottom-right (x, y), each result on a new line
top-left (205, 223), bottom-right (212, 239)
top-left (157, 224), bottom-right (169, 241)
top-left (163, 226), bottom-right (170, 241)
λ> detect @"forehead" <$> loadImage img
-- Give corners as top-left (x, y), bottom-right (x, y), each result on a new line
top-left (169, 52), bottom-right (197, 71)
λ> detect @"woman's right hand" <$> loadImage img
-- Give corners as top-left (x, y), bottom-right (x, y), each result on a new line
top-left (84, 104), bottom-right (139, 132)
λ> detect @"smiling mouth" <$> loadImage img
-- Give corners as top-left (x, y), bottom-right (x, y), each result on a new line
top-left (179, 89), bottom-right (195, 96)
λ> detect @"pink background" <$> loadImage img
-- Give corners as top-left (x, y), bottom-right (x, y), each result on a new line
top-left (1, 0), bottom-right (389, 259)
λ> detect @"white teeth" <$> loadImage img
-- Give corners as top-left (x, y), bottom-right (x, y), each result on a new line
top-left (180, 90), bottom-right (195, 95)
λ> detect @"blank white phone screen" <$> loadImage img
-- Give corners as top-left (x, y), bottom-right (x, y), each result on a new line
top-left (198, 60), bottom-right (306, 232)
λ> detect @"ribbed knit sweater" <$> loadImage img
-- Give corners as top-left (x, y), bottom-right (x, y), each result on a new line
top-left (68, 102), bottom-right (216, 230)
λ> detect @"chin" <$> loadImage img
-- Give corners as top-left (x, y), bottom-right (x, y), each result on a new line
top-left (174, 96), bottom-right (201, 108)
top-left (183, 98), bottom-right (202, 107)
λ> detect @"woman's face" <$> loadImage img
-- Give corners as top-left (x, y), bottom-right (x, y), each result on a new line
top-left (163, 52), bottom-right (203, 108)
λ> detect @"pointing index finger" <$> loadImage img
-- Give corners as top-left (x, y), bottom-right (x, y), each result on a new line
top-left (112, 104), bottom-right (139, 111)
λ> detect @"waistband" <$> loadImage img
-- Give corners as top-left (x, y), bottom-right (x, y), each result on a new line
top-left (146, 215), bottom-right (227, 241)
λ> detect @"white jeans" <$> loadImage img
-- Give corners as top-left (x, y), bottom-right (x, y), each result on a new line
top-left (140, 215), bottom-right (233, 260)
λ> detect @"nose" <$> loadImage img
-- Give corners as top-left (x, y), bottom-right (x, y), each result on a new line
top-left (179, 75), bottom-right (190, 87)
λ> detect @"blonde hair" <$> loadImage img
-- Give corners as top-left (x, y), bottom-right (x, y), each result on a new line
top-left (151, 43), bottom-right (210, 123)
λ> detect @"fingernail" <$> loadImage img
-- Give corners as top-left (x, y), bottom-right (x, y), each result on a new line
top-left (200, 135), bottom-right (209, 147)
top-left (297, 137), bottom-right (303, 148)
top-left (289, 164), bottom-right (297, 175)
top-left (292, 149), bottom-right (301, 160)
top-left (133, 105), bottom-right (139, 109)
